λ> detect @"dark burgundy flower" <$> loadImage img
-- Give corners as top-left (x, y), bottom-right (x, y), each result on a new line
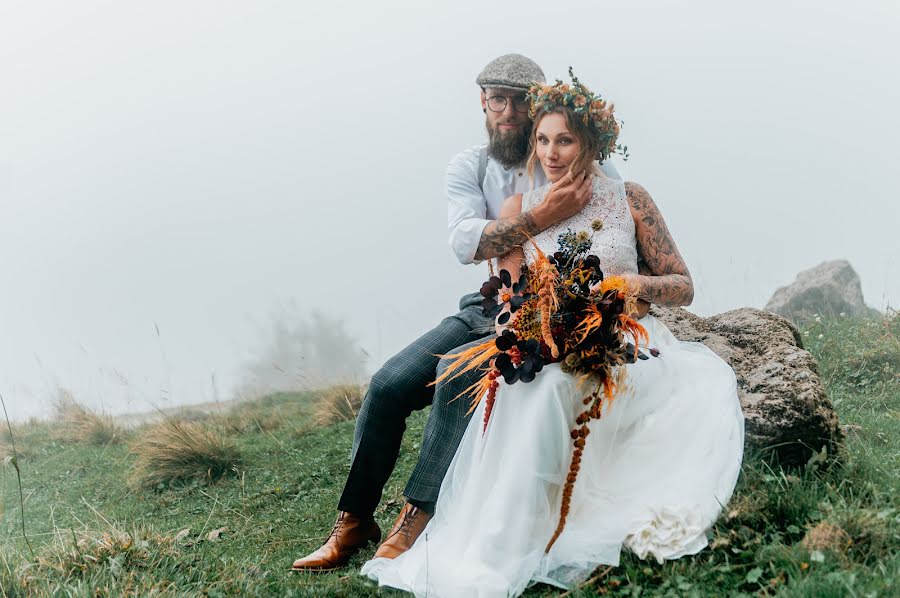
top-left (480, 275), bottom-right (503, 317)
top-left (480, 269), bottom-right (513, 317)
top-left (494, 333), bottom-right (544, 384)
top-left (581, 255), bottom-right (604, 284)
top-left (516, 339), bottom-right (544, 382)
top-left (495, 329), bottom-right (518, 351)
top-left (486, 270), bottom-right (533, 324)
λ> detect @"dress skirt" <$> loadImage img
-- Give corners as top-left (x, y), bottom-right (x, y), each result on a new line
top-left (361, 314), bottom-right (745, 597)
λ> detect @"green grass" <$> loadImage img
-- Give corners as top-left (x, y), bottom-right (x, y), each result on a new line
top-left (2, 316), bottom-right (898, 597)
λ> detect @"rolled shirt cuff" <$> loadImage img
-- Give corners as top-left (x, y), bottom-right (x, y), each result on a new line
top-left (449, 217), bottom-right (491, 265)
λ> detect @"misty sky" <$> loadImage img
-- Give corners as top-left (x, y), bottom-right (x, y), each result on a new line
top-left (1, 0), bottom-right (898, 421)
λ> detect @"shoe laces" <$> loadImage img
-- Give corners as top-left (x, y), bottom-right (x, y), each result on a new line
top-left (395, 508), bottom-right (421, 542)
top-left (327, 513), bottom-right (349, 541)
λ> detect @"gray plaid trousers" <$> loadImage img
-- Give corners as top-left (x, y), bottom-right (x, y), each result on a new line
top-left (337, 293), bottom-right (492, 515)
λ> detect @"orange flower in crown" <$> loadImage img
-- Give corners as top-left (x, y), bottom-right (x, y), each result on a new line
top-left (525, 66), bottom-right (629, 163)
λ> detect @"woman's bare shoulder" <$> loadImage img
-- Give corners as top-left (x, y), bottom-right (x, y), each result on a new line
top-left (623, 181), bottom-right (655, 212)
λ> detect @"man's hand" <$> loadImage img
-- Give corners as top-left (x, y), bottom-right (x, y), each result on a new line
top-left (530, 172), bottom-right (593, 229)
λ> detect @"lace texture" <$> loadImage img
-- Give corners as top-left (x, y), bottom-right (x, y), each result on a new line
top-left (522, 175), bottom-right (638, 276)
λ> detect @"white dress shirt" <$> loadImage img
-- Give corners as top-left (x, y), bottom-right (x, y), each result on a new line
top-left (446, 144), bottom-right (621, 265)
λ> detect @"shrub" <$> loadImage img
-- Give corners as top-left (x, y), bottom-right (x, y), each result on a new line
top-left (130, 419), bottom-right (241, 489)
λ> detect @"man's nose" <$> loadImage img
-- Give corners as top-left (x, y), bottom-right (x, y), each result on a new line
top-left (502, 100), bottom-right (517, 118)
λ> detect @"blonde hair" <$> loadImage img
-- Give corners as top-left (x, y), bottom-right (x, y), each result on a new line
top-left (526, 107), bottom-right (601, 187)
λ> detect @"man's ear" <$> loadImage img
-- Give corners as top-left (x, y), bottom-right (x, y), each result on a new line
top-left (480, 89), bottom-right (487, 113)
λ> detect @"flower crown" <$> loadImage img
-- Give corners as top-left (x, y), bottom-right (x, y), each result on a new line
top-left (525, 67), bottom-right (627, 163)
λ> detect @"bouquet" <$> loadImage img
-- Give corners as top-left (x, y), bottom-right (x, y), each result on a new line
top-left (435, 228), bottom-right (659, 551)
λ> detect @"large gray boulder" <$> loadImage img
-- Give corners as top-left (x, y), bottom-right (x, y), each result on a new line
top-left (765, 260), bottom-right (878, 324)
top-left (650, 306), bottom-right (843, 466)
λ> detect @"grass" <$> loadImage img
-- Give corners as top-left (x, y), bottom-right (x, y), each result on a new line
top-left (310, 384), bottom-right (366, 428)
top-left (52, 391), bottom-right (125, 447)
top-left (130, 419), bottom-right (243, 489)
top-left (1, 314), bottom-right (898, 597)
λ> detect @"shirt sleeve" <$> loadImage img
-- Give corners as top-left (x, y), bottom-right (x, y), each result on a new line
top-left (446, 147), bottom-right (491, 265)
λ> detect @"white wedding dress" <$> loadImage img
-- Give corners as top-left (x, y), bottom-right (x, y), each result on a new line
top-left (362, 176), bottom-right (745, 597)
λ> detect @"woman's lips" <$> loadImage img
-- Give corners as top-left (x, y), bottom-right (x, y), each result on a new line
top-left (546, 164), bottom-right (565, 171)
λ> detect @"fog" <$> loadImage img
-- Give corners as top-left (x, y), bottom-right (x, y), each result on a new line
top-left (1, 0), bottom-right (898, 421)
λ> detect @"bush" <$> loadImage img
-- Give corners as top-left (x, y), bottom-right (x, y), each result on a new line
top-left (130, 419), bottom-right (241, 489)
top-left (236, 308), bottom-right (368, 399)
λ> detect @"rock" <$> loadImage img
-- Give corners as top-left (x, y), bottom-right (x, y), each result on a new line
top-left (650, 306), bottom-right (843, 466)
top-left (765, 260), bottom-right (879, 324)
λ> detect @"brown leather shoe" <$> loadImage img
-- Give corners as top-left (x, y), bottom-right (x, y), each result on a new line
top-left (373, 502), bottom-right (432, 559)
top-left (290, 512), bottom-right (381, 572)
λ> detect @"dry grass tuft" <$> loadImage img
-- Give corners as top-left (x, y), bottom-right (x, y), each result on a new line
top-left (801, 521), bottom-right (852, 553)
top-left (311, 384), bottom-right (366, 427)
top-left (833, 509), bottom-right (896, 564)
top-left (53, 391), bottom-right (125, 446)
top-left (15, 527), bottom-right (181, 592)
top-left (130, 419), bottom-right (241, 489)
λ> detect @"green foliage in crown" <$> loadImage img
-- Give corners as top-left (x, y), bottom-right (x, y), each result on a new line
top-left (525, 66), bottom-right (628, 163)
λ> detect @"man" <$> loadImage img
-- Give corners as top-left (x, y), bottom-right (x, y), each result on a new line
top-left (291, 54), bottom-right (623, 572)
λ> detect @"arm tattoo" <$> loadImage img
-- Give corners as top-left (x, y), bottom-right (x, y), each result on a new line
top-left (474, 211), bottom-right (541, 261)
top-left (625, 182), bottom-right (694, 307)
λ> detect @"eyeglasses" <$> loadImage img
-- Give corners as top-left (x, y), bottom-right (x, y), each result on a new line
top-left (486, 94), bottom-right (530, 114)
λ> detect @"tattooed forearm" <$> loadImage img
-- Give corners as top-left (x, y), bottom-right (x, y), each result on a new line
top-left (630, 273), bottom-right (694, 306)
top-left (473, 211), bottom-right (541, 261)
top-left (625, 181), bottom-right (694, 307)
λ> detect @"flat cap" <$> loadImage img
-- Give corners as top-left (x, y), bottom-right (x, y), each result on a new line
top-left (475, 53), bottom-right (545, 91)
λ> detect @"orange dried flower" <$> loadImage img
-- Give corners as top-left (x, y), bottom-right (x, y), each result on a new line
top-left (599, 275), bottom-right (628, 296)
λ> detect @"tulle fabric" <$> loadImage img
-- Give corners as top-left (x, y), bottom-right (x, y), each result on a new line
top-left (362, 315), bottom-right (745, 597)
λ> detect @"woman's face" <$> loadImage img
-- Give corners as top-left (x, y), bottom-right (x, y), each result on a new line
top-left (534, 112), bottom-right (581, 183)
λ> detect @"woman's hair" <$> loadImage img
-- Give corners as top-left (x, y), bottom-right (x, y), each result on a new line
top-left (526, 106), bottom-right (602, 184)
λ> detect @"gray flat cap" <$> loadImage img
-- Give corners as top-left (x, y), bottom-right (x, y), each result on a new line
top-left (476, 53), bottom-right (545, 91)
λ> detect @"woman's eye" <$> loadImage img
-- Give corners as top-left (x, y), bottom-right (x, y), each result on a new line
top-left (559, 138), bottom-right (572, 144)
top-left (537, 137), bottom-right (548, 144)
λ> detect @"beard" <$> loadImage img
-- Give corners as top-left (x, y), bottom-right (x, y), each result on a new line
top-left (486, 118), bottom-right (532, 169)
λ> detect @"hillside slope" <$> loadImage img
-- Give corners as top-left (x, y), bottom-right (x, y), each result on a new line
top-left (2, 315), bottom-right (898, 597)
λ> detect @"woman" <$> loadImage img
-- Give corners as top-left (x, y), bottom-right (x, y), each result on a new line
top-left (361, 74), bottom-right (745, 597)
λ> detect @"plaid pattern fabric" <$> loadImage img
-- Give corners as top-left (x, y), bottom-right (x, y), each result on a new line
top-left (404, 334), bottom-right (492, 504)
top-left (337, 296), bottom-right (491, 515)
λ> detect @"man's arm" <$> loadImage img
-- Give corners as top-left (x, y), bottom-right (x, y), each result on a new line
top-left (624, 181), bottom-right (694, 307)
top-left (473, 171), bottom-right (595, 261)
top-left (473, 211), bottom-right (542, 261)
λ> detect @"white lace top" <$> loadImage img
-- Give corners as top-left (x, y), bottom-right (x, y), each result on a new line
top-left (522, 174), bottom-right (639, 276)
